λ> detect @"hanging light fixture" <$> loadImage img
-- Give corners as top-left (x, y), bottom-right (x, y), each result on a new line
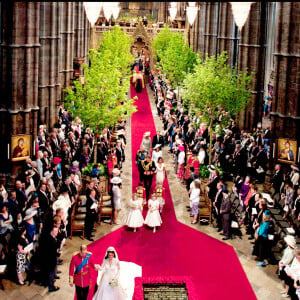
top-left (83, 2), bottom-right (103, 27)
top-left (186, 2), bottom-right (198, 26)
top-left (169, 2), bottom-right (178, 22)
top-left (112, 2), bottom-right (120, 20)
top-left (230, 2), bottom-right (254, 30)
top-left (102, 2), bottom-right (112, 21)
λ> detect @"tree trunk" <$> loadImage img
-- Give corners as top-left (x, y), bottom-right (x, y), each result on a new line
top-left (93, 137), bottom-right (97, 164)
top-left (208, 119), bottom-right (213, 165)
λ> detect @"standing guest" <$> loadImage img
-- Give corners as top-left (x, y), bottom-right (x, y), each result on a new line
top-left (198, 146), bottom-right (207, 166)
top-left (84, 189), bottom-right (98, 241)
top-left (124, 193), bottom-right (144, 232)
top-left (281, 181), bottom-right (294, 220)
top-left (140, 132), bottom-right (152, 153)
top-left (293, 188), bottom-right (300, 220)
top-left (23, 208), bottom-right (37, 243)
top-left (289, 164), bottom-right (300, 191)
top-left (0, 203), bottom-right (14, 247)
top-left (36, 151), bottom-right (44, 177)
top-left (15, 180), bottom-right (28, 211)
top-left (16, 226), bottom-right (30, 285)
top-left (69, 244), bottom-right (99, 300)
top-left (206, 169), bottom-right (220, 203)
top-left (39, 226), bottom-right (60, 292)
top-left (115, 140), bottom-right (125, 169)
top-left (144, 193), bottom-right (162, 233)
top-left (177, 145), bottom-right (186, 184)
top-left (271, 164), bottom-right (284, 201)
top-left (213, 182), bottom-right (224, 232)
top-left (239, 176), bottom-right (251, 210)
top-left (152, 130), bottom-right (164, 149)
top-left (253, 210), bottom-right (274, 267)
top-left (279, 235), bottom-right (296, 297)
top-left (141, 155), bottom-right (157, 201)
top-left (220, 190), bottom-right (231, 240)
top-left (111, 177), bottom-right (122, 225)
top-left (190, 180), bottom-right (201, 224)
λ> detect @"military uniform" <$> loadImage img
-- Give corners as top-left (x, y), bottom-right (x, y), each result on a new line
top-left (141, 159), bottom-right (156, 200)
top-left (69, 251), bottom-right (96, 300)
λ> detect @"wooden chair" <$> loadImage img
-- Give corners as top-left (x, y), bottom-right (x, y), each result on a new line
top-left (98, 176), bottom-right (113, 224)
top-left (70, 204), bottom-right (85, 239)
top-left (198, 192), bottom-right (212, 224)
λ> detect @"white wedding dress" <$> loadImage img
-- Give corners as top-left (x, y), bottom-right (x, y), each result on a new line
top-left (93, 259), bottom-right (142, 300)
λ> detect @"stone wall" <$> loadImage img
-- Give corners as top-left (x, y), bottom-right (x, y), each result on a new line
top-left (0, 1), bottom-right (91, 180)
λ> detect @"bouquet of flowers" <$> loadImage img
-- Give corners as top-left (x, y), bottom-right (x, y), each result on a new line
top-left (109, 278), bottom-right (118, 287)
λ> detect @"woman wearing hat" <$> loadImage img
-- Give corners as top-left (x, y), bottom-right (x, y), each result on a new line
top-left (151, 144), bottom-right (162, 166)
top-left (23, 208), bottom-right (37, 243)
top-left (279, 235), bottom-right (296, 296)
top-left (140, 132), bottom-right (152, 153)
top-left (252, 210), bottom-right (274, 266)
top-left (111, 177), bottom-right (122, 225)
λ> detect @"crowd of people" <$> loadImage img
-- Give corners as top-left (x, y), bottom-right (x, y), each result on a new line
top-left (148, 70), bottom-right (300, 298)
top-left (0, 106), bottom-right (127, 292)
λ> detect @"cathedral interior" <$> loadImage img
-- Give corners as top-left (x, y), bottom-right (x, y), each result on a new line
top-left (0, 2), bottom-right (299, 300)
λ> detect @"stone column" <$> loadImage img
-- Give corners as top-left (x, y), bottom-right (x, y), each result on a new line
top-left (0, 2), bottom-right (40, 180)
top-left (270, 2), bottom-right (300, 140)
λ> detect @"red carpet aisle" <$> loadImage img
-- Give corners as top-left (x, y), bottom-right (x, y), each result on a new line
top-left (85, 84), bottom-right (257, 300)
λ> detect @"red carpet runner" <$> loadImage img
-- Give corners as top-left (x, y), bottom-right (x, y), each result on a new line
top-left (85, 84), bottom-right (257, 300)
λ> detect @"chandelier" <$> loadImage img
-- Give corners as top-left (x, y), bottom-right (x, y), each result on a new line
top-left (230, 2), bottom-right (254, 30)
top-left (169, 2), bottom-right (178, 22)
top-left (186, 2), bottom-right (199, 26)
top-left (83, 2), bottom-right (103, 27)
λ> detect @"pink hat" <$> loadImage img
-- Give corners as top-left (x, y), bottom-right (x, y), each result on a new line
top-left (53, 157), bottom-right (62, 165)
top-left (178, 145), bottom-right (185, 152)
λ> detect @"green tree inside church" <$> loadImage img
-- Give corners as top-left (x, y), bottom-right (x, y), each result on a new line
top-left (65, 26), bottom-right (137, 138)
top-left (183, 52), bottom-right (252, 164)
top-left (152, 25), bottom-right (197, 102)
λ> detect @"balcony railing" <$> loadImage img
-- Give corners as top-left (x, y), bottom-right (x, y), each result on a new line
top-left (95, 25), bottom-right (185, 36)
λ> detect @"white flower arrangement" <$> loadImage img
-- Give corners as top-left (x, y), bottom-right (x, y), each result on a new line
top-left (109, 278), bottom-right (118, 287)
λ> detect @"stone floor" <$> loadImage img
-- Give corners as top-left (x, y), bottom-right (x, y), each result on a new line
top-left (0, 87), bottom-right (283, 299)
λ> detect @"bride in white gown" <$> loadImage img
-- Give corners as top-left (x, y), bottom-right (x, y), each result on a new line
top-left (93, 247), bottom-right (142, 300)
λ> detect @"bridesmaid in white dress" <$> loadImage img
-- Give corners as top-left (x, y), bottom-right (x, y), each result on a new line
top-left (93, 247), bottom-right (142, 300)
top-left (144, 194), bottom-right (162, 233)
top-left (155, 157), bottom-right (166, 185)
top-left (124, 194), bottom-right (144, 232)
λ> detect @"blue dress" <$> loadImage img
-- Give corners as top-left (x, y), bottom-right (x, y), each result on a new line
top-left (25, 221), bottom-right (36, 243)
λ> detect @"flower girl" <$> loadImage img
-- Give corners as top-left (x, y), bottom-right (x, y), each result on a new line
top-left (124, 193), bottom-right (144, 232)
top-left (144, 193), bottom-right (162, 233)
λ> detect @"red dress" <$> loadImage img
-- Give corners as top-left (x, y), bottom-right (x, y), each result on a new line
top-left (69, 251), bottom-right (96, 287)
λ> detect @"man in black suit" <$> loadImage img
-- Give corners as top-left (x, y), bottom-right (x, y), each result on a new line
top-left (31, 161), bottom-right (41, 188)
top-left (38, 183), bottom-right (51, 215)
top-left (115, 140), bottom-right (125, 169)
top-left (271, 164), bottom-right (284, 202)
top-left (213, 182), bottom-right (224, 232)
top-left (253, 144), bottom-right (268, 183)
top-left (15, 180), bottom-right (27, 211)
top-left (206, 169), bottom-right (220, 203)
top-left (84, 189), bottom-right (98, 241)
top-left (41, 151), bottom-right (51, 176)
top-left (152, 130), bottom-right (164, 149)
top-left (38, 226), bottom-right (60, 292)
top-left (220, 189), bottom-right (231, 240)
